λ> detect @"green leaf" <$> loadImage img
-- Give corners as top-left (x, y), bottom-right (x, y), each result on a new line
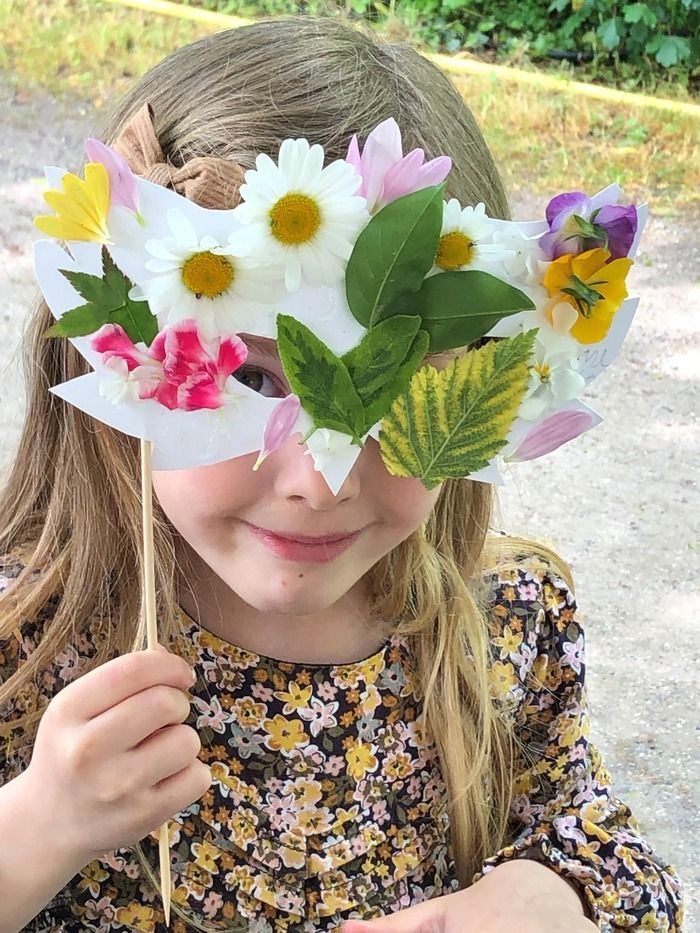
top-left (646, 34), bottom-right (690, 67)
top-left (597, 18), bottom-right (620, 50)
top-left (45, 247), bottom-right (158, 345)
top-left (379, 329), bottom-right (537, 488)
top-left (383, 270), bottom-right (535, 353)
top-left (276, 314), bottom-right (365, 441)
top-left (342, 315), bottom-right (429, 430)
top-left (345, 184), bottom-right (445, 329)
top-left (623, 3), bottom-right (657, 26)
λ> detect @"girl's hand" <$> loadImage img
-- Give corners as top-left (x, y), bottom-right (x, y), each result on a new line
top-left (18, 647), bottom-right (212, 864)
top-left (342, 858), bottom-right (599, 932)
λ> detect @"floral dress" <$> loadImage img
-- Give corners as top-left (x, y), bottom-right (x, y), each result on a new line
top-left (0, 547), bottom-right (685, 932)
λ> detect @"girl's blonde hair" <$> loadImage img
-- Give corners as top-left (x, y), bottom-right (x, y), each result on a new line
top-left (0, 14), bottom-right (574, 920)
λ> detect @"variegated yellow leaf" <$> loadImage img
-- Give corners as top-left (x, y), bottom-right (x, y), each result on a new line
top-left (379, 330), bottom-right (537, 488)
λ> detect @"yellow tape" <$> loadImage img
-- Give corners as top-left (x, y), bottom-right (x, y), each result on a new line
top-left (102, 0), bottom-right (700, 119)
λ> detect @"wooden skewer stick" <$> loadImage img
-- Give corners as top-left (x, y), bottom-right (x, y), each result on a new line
top-left (140, 439), bottom-right (172, 927)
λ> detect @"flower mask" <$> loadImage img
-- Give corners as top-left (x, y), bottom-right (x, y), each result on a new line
top-left (33, 116), bottom-right (647, 494)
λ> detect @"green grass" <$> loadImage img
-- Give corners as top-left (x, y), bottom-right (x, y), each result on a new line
top-left (1, 0), bottom-right (698, 215)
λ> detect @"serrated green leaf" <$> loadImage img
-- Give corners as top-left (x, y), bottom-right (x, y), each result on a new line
top-left (379, 329), bottom-right (537, 488)
top-left (383, 269), bottom-right (535, 352)
top-left (44, 302), bottom-right (109, 338)
top-left (276, 314), bottom-right (365, 441)
top-left (345, 184), bottom-right (445, 329)
top-left (342, 315), bottom-right (428, 429)
top-left (45, 246), bottom-right (157, 345)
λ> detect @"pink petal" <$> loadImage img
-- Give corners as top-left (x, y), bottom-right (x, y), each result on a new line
top-left (415, 155), bottom-right (452, 188)
top-left (90, 323), bottom-right (148, 372)
top-left (381, 151), bottom-right (450, 203)
top-left (217, 334), bottom-right (248, 376)
top-left (505, 410), bottom-right (595, 463)
top-left (360, 118), bottom-right (403, 211)
top-left (146, 380), bottom-right (179, 410)
top-left (254, 394), bottom-right (301, 470)
top-left (84, 138), bottom-right (139, 213)
top-left (345, 135), bottom-right (366, 199)
top-left (178, 372), bottom-right (224, 411)
top-left (381, 150), bottom-right (425, 203)
top-left (161, 321), bottom-right (211, 381)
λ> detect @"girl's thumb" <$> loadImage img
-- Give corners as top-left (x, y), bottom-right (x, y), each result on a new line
top-left (342, 898), bottom-right (446, 932)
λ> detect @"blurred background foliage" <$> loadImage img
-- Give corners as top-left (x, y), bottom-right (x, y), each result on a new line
top-left (188, 0), bottom-right (700, 95)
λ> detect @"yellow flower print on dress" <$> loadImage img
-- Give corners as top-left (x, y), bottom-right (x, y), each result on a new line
top-left (114, 902), bottom-right (157, 933)
top-left (487, 660), bottom-right (518, 698)
top-left (232, 697), bottom-right (266, 729)
top-left (263, 714), bottom-right (309, 752)
top-left (345, 738), bottom-right (379, 780)
top-left (492, 624), bottom-right (524, 659)
top-left (191, 840), bottom-right (221, 874)
top-left (543, 247), bottom-right (632, 344)
top-left (275, 680), bottom-right (313, 712)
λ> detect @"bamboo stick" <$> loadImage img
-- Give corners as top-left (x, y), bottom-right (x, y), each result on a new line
top-left (140, 439), bottom-right (172, 927)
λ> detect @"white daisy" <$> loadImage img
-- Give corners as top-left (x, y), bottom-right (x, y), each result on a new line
top-left (519, 331), bottom-right (586, 421)
top-left (233, 138), bottom-right (369, 293)
top-left (432, 200), bottom-right (515, 276)
top-left (134, 209), bottom-right (281, 338)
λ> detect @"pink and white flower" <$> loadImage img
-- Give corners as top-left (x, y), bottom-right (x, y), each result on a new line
top-left (91, 319), bottom-right (248, 412)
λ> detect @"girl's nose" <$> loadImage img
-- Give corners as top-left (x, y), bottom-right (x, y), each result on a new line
top-left (272, 432), bottom-right (362, 508)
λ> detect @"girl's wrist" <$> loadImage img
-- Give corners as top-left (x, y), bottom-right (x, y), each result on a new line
top-left (485, 857), bottom-right (589, 917)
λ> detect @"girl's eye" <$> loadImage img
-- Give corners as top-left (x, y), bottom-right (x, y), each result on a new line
top-left (233, 365), bottom-right (286, 398)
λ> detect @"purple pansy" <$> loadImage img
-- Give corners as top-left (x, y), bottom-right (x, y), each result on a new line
top-left (540, 191), bottom-right (637, 261)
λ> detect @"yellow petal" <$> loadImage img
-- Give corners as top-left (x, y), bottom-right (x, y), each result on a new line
top-left (43, 189), bottom-right (96, 229)
top-left (34, 213), bottom-right (103, 242)
top-left (572, 247), bottom-right (611, 282)
top-left (543, 254), bottom-right (574, 296)
top-left (61, 168), bottom-right (107, 230)
top-left (595, 257), bottom-right (633, 306)
top-left (570, 306), bottom-right (615, 344)
top-left (84, 162), bottom-right (110, 221)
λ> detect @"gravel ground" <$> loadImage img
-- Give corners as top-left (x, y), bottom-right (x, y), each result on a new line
top-left (1, 77), bottom-right (698, 929)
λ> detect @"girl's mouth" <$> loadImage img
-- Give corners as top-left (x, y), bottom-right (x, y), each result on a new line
top-left (245, 524), bottom-right (363, 562)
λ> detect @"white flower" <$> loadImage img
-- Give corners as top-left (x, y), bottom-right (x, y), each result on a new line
top-left (303, 427), bottom-right (357, 473)
top-left (490, 226), bottom-right (547, 285)
top-left (519, 331), bottom-right (586, 421)
top-left (97, 356), bottom-right (139, 404)
top-left (133, 209), bottom-right (280, 338)
top-left (432, 200), bottom-right (515, 276)
top-left (233, 138), bottom-right (369, 292)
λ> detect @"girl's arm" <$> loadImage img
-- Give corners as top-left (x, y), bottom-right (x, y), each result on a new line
top-left (0, 769), bottom-right (89, 933)
top-left (474, 565), bottom-right (685, 931)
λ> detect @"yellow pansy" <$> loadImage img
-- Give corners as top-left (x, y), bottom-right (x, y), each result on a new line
top-left (543, 247), bottom-right (633, 344)
top-left (263, 714), bottom-right (309, 752)
top-left (34, 163), bottom-right (110, 243)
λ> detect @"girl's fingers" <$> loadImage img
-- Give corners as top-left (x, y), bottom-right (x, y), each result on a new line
top-left (342, 897), bottom-right (447, 932)
top-left (55, 649), bottom-right (195, 721)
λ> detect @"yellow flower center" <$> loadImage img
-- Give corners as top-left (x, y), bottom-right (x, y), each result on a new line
top-left (181, 251), bottom-right (234, 299)
top-left (269, 192), bottom-right (321, 245)
top-left (435, 231), bottom-right (475, 270)
top-left (534, 362), bottom-right (552, 383)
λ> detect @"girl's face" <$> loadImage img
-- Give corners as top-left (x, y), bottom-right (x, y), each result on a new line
top-left (152, 335), bottom-right (441, 626)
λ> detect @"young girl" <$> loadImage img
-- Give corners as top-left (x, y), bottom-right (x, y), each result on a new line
top-left (0, 14), bottom-right (684, 933)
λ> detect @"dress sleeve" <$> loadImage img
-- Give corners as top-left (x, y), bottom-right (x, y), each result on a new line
top-left (0, 548), bottom-right (63, 783)
top-left (473, 563), bottom-right (685, 932)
